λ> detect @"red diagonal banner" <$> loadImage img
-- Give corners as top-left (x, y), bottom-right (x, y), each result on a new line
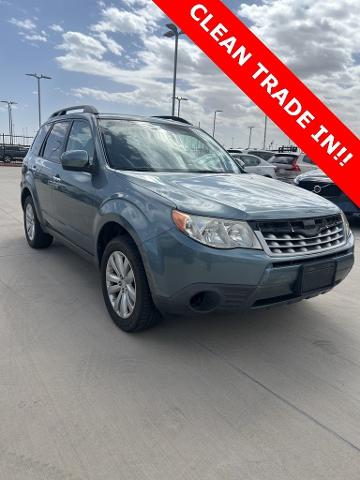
top-left (153, 0), bottom-right (360, 207)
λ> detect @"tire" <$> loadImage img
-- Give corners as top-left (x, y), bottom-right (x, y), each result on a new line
top-left (101, 236), bottom-right (161, 332)
top-left (23, 196), bottom-right (53, 249)
top-left (4, 156), bottom-right (11, 163)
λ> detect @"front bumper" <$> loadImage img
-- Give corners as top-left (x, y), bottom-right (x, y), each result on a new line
top-left (141, 228), bottom-right (355, 315)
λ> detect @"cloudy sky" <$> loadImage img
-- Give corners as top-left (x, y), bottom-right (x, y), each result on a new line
top-left (1, 0), bottom-right (359, 148)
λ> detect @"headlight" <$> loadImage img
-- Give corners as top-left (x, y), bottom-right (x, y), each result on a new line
top-left (172, 210), bottom-right (262, 249)
top-left (341, 211), bottom-right (351, 239)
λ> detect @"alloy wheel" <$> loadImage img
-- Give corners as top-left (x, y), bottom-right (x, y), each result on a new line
top-left (25, 203), bottom-right (35, 241)
top-left (106, 251), bottom-right (136, 318)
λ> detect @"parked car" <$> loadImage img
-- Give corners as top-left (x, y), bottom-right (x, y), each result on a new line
top-left (267, 152), bottom-right (316, 183)
top-left (229, 152), bottom-right (276, 178)
top-left (0, 144), bottom-right (29, 163)
top-left (246, 149), bottom-right (275, 161)
top-left (294, 169), bottom-right (360, 218)
top-left (21, 105), bottom-right (354, 332)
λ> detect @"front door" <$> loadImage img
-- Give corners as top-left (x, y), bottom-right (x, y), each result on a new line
top-left (52, 119), bottom-right (97, 253)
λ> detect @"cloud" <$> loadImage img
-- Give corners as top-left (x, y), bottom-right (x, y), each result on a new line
top-left (58, 31), bottom-right (107, 59)
top-left (9, 16), bottom-right (48, 44)
top-left (21, 33), bottom-right (47, 42)
top-left (90, 2), bottom-right (163, 36)
top-left (49, 24), bottom-right (63, 33)
top-left (91, 7), bottom-right (148, 35)
top-left (9, 17), bottom-right (36, 30)
top-left (95, 32), bottom-right (123, 56)
top-left (56, 0), bottom-right (359, 147)
top-left (238, 0), bottom-right (360, 78)
top-left (237, 0), bottom-right (360, 140)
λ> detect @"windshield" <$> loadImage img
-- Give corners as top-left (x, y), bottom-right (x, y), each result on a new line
top-left (99, 119), bottom-right (239, 173)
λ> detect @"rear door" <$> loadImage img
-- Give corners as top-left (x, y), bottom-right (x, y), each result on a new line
top-left (52, 119), bottom-right (97, 253)
top-left (33, 121), bottom-right (70, 226)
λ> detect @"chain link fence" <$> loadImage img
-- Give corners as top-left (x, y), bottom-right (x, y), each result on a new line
top-left (0, 134), bottom-right (33, 167)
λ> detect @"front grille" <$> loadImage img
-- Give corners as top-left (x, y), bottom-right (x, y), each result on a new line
top-left (298, 180), bottom-right (342, 198)
top-left (254, 214), bottom-right (345, 256)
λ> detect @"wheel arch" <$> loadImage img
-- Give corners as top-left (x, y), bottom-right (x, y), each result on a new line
top-left (96, 218), bottom-right (144, 268)
top-left (21, 187), bottom-right (32, 209)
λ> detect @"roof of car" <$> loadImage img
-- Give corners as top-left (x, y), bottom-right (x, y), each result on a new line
top-left (246, 149), bottom-right (272, 153)
top-left (271, 151), bottom-right (299, 156)
top-left (47, 105), bottom-right (193, 128)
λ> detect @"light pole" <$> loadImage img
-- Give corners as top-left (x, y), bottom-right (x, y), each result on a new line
top-left (26, 73), bottom-right (52, 127)
top-left (175, 96), bottom-right (188, 117)
top-left (263, 116), bottom-right (268, 149)
top-left (247, 126), bottom-right (255, 148)
top-left (213, 110), bottom-right (223, 137)
top-left (1, 100), bottom-right (17, 144)
top-left (164, 24), bottom-right (183, 117)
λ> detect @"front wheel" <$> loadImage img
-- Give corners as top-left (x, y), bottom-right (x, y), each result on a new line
top-left (101, 236), bottom-right (161, 332)
top-left (23, 196), bottom-right (53, 249)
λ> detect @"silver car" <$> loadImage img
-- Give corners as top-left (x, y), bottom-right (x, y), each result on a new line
top-left (230, 153), bottom-right (277, 179)
top-left (268, 152), bottom-right (317, 183)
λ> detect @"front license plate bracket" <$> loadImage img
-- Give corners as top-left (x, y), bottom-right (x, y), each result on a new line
top-left (296, 260), bottom-right (337, 295)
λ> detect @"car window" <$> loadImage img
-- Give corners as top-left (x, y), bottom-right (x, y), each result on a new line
top-left (99, 120), bottom-right (239, 173)
top-left (42, 122), bottom-right (70, 162)
top-left (66, 120), bottom-right (95, 161)
top-left (241, 155), bottom-right (260, 166)
top-left (247, 150), bottom-right (274, 161)
top-left (30, 124), bottom-right (51, 156)
top-left (230, 154), bottom-right (245, 167)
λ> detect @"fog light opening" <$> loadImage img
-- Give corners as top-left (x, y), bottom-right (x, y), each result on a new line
top-left (190, 291), bottom-right (220, 312)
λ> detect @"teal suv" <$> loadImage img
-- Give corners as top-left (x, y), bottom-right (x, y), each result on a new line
top-left (21, 106), bottom-right (355, 332)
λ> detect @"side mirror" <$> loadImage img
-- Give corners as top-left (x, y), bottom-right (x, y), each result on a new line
top-left (61, 150), bottom-right (91, 172)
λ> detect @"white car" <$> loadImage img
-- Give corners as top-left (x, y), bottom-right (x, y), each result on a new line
top-left (230, 153), bottom-right (277, 178)
top-left (267, 152), bottom-right (316, 182)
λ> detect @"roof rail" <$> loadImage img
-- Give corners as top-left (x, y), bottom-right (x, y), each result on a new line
top-left (152, 115), bottom-right (192, 125)
top-left (50, 105), bottom-right (98, 119)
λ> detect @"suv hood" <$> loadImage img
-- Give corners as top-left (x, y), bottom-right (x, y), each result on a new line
top-left (124, 172), bottom-right (339, 220)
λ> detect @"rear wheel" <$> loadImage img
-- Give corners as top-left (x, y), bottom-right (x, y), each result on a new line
top-left (101, 236), bottom-right (161, 332)
top-left (23, 196), bottom-right (53, 249)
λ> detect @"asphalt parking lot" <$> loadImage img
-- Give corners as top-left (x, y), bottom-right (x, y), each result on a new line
top-left (1, 167), bottom-right (359, 480)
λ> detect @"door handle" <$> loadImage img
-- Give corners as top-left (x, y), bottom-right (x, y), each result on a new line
top-left (49, 175), bottom-right (61, 187)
